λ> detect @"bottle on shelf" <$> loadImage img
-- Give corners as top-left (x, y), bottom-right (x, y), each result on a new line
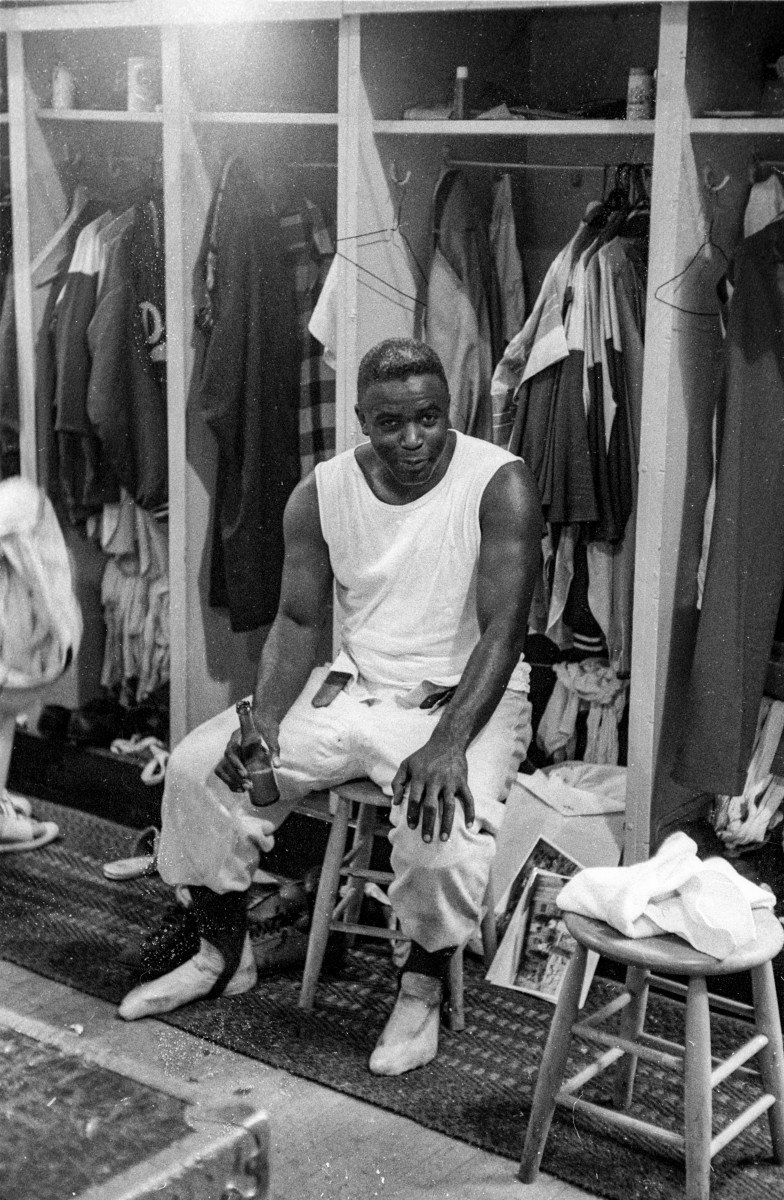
top-left (236, 700), bottom-right (279, 808)
top-left (452, 66), bottom-right (468, 120)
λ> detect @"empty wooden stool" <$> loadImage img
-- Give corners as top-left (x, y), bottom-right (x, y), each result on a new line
top-left (519, 908), bottom-right (784, 1200)
top-left (298, 777), bottom-right (497, 1030)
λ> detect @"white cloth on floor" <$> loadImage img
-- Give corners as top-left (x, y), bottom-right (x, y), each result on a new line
top-left (557, 831), bottom-right (776, 959)
top-left (0, 476), bottom-right (82, 688)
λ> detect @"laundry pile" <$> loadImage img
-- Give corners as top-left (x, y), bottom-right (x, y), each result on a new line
top-left (558, 831), bottom-right (776, 959)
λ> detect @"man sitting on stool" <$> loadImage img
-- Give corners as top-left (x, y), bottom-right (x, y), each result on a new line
top-left (119, 338), bottom-right (541, 1076)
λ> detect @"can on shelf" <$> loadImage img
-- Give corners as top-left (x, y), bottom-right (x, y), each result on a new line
top-left (127, 56), bottom-right (157, 112)
top-left (626, 66), bottom-right (655, 120)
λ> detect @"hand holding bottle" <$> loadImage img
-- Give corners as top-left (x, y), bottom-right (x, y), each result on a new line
top-left (215, 702), bottom-right (280, 807)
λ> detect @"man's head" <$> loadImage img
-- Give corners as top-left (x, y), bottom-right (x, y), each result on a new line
top-left (355, 340), bottom-right (451, 491)
top-left (356, 338), bottom-right (448, 402)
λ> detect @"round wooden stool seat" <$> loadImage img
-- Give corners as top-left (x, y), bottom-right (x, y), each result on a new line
top-left (564, 908), bottom-right (784, 977)
top-left (520, 902), bottom-right (784, 1200)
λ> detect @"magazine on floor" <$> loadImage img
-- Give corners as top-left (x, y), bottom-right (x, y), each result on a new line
top-left (486, 836), bottom-right (598, 1006)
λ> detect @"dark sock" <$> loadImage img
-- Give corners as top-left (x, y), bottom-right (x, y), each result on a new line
top-left (190, 886), bottom-right (248, 998)
top-left (403, 941), bottom-right (457, 983)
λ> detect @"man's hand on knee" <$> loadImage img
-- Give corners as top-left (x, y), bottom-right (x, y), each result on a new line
top-left (392, 736), bottom-right (475, 844)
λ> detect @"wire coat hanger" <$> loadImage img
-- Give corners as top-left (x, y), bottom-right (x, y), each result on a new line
top-left (654, 167), bottom-right (730, 317)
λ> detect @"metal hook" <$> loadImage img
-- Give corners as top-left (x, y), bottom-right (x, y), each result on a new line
top-left (703, 164), bottom-right (731, 193)
top-left (389, 160), bottom-right (411, 189)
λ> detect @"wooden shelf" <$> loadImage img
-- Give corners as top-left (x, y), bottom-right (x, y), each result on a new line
top-left (373, 119), bottom-right (656, 137)
top-left (192, 110), bottom-right (339, 126)
top-left (691, 116), bottom-right (784, 135)
top-left (37, 108), bottom-right (163, 124)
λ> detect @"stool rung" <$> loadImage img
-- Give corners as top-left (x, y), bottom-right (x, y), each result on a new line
top-left (572, 1024), bottom-right (683, 1073)
top-left (710, 1094), bottom-right (775, 1158)
top-left (555, 1095), bottom-right (685, 1155)
top-left (638, 1031), bottom-right (684, 1058)
top-left (560, 1046), bottom-right (624, 1094)
top-left (711, 1034), bottom-right (768, 1089)
top-left (578, 992), bottom-right (632, 1028)
top-left (328, 920), bottom-right (400, 939)
top-left (341, 842), bottom-right (370, 869)
top-left (332, 890), bottom-right (357, 920)
top-left (649, 974), bottom-right (755, 1020)
top-left (341, 866), bottom-right (393, 884)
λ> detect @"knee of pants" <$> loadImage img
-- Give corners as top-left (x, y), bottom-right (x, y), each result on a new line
top-left (387, 811), bottom-right (496, 951)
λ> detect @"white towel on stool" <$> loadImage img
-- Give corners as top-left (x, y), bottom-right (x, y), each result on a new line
top-left (557, 832), bottom-right (776, 959)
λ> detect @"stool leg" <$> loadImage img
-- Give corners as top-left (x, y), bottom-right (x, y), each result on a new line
top-left (480, 877), bottom-right (498, 970)
top-left (446, 948), bottom-right (465, 1032)
top-left (519, 943), bottom-right (589, 1184)
top-left (342, 801), bottom-right (375, 948)
top-left (684, 976), bottom-right (712, 1200)
top-left (299, 796), bottom-right (351, 1011)
top-left (751, 960), bottom-right (784, 1163)
top-left (613, 966), bottom-right (650, 1111)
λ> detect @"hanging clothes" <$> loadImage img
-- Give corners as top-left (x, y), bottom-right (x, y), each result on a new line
top-left (53, 211), bottom-right (118, 526)
top-left (0, 273), bottom-right (18, 480)
top-left (494, 203), bottom-right (646, 678)
top-left (86, 198), bottom-right (168, 512)
top-left (489, 172), bottom-right (526, 350)
top-left (674, 215), bottom-right (784, 796)
top-left (191, 157), bottom-right (300, 633)
top-left (425, 169), bottom-right (500, 441)
top-left (279, 198), bottom-right (336, 476)
top-left (744, 173), bottom-right (784, 239)
top-left (99, 492), bottom-right (169, 704)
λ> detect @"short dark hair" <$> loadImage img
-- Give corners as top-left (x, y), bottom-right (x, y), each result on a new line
top-left (356, 338), bottom-right (448, 403)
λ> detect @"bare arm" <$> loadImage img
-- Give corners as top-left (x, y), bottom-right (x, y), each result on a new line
top-left (392, 459), bottom-right (542, 841)
top-left (215, 473), bottom-right (333, 790)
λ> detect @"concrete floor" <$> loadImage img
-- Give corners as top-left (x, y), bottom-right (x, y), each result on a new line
top-left (0, 958), bottom-right (593, 1200)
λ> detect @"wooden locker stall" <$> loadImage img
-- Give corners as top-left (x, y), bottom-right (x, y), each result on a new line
top-left (340, 1), bottom-right (661, 867)
top-left (2, 1), bottom-right (345, 746)
top-left (159, 8), bottom-right (344, 739)
top-left (631, 0), bottom-right (784, 852)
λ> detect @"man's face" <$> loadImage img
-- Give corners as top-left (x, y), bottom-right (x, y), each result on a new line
top-left (356, 373), bottom-right (451, 489)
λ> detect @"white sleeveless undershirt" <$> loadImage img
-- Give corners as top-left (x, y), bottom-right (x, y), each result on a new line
top-left (315, 430), bottom-right (526, 690)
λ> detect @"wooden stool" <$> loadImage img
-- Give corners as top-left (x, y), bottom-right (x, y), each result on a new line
top-left (298, 777), bottom-right (497, 1030)
top-left (519, 909), bottom-right (784, 1200)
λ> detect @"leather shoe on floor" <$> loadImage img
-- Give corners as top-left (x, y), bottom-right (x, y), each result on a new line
top-left (368, 971), bottom-right (441, 1076)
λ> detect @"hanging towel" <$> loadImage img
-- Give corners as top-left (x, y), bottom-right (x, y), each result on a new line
top-left (712, 697), bottom-right (784, 851)
top-left (558, 831), bottom-right (775, 959)
top-left (537, 657), bottom-right (628, 765)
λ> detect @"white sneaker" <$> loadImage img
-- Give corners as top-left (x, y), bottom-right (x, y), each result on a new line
top-left (118, 934), bottom-right (257, 1021)
top-left (368, 972), bottom-right (441, 1076)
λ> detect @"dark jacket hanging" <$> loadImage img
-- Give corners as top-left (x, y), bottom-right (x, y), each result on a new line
top-left (192, 157), bottom-right (300, 632)
top-left (673, 217), bottom-right (784, 796)
top-left (87, 202), bottom-right (168, 511)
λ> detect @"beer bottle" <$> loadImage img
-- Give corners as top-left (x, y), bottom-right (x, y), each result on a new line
top-left (236, 700), bottom-right (279, 807)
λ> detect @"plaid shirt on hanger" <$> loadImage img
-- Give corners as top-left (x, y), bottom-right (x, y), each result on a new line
top-left (279, 199), bottom-right (336, 477)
